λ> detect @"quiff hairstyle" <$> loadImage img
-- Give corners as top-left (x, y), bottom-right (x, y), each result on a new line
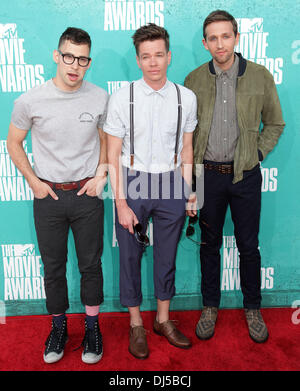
top-left (203, 10), bottom-right (238, 40)
top-left (58, 27), bottom-right (91, 50)
top-left (132, 23), bottom-right (170, 55)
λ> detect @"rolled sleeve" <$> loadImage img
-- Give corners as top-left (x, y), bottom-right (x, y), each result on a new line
top-left (103, 93), bottom-right (126, 139)
top-left (183, 91), bottom-right (197, 133)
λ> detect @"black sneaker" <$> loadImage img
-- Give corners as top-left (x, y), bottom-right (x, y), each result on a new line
top-left (81, 320), bottom-right (103, 364)
top-left (43, 318), bottom-right (68, 363)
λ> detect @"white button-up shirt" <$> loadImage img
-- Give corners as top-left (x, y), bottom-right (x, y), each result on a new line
top-left (103, 78), bottom-right (197, 173)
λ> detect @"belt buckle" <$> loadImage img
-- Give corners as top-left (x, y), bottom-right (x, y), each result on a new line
top-left (60, 182), bottom-right (73, 191)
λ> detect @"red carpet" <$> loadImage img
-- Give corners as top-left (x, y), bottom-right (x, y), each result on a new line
top-left (0, 308), bottom-right (299, 371)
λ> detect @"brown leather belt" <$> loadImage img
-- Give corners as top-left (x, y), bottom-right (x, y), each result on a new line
top-left (204, 163), bottom-right (233, 174)
top-left (40, 177), bottom-right (92, 191)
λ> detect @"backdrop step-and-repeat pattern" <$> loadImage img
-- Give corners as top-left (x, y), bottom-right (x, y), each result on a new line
top-left (0, 0), bottom-right (299, 316)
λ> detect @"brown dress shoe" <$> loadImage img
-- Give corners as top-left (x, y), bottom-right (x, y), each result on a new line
top-left (153, 319), bottom-right (192, 349)
top-left (129, 326), bottom-right (149, 359)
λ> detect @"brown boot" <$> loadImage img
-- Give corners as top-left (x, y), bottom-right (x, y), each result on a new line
top-left (245, 309), bottom-right (269, 343)
top-left (195, 306), bottom-right (218, 340)
top-left (153, 319), bottom-right (192, 349)
top-left (129, 326), bottom-right (149, 359)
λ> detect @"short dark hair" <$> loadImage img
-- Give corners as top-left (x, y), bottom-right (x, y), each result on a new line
top-left (58, 27), bottom-right (91, 50)
top-left (203, 10), bottom-right (238, 40)
top-left (132, 23), bottom-right (170, 55)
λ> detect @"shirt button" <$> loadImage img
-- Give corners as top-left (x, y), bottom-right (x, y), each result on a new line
top-left (224, 119), bottom-right (227, 122)
top-left (224, 138), bottom-right (227, 141)
top-left (224, 100), bottom-right (227, 103)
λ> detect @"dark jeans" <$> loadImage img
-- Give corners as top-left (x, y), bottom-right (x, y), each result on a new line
top-left (33, 190), bottom-right (104, 314)
top-left (200, 162), bottom-right (262, 309)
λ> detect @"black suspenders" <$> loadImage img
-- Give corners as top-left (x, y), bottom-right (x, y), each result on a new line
top-left (129, 81), bottom-right (182, 168)
top-left (173, 83), bottom-right (182, 166)
top-left (129, 81), bottom-right (134, 168)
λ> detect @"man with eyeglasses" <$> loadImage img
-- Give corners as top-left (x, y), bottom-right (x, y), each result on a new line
top-left (7, 27), bottom-right (108, 364)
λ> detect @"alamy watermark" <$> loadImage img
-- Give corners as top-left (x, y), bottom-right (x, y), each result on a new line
top-left (291, 300), bottom-right (300, 325)
top-left (101, 161), bottom-right (204, 209)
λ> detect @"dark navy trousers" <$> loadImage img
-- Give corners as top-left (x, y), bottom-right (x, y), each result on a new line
top-left (200, 162), bottom-right (262, 309)
top-left (115, 167), bottom-right (188, 307)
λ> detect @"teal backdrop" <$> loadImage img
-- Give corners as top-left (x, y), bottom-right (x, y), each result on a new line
top-left (0, 0), bottom-right (299, 316)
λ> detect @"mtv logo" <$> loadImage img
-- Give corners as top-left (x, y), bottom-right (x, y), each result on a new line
top-left (236, 18), bottom-right (264, 33)
top-left (0, 24), bottom-right (18, 38)
top-left (13, 244), bottom-right (35, 256)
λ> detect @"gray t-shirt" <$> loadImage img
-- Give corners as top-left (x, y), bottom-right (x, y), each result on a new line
top-left (11, 79), bottom-right (108, 182)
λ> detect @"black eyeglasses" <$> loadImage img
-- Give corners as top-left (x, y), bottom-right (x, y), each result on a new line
top-left (134, 223), bottom-right (150, 247)
top-left (57, 50), bottom-right (91, 67)
top-left (186, 214), bottom-right (201, 245)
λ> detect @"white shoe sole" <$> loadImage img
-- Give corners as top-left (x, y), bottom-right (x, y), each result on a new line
top-left (43, 351), bottom-right (64, 364)
top-left (43, 337), bottom-right (68, 364)
top-left (81, 351), bottom-right (103, 364)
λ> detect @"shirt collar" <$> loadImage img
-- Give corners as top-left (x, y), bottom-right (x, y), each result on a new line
top-left (139, 78), bottom-right (171, 97)
top-left (214, 54), bottom-right (239, 80)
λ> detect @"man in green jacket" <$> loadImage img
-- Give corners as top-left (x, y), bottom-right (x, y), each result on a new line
top-left (184, 10), bottom-right (285, 343)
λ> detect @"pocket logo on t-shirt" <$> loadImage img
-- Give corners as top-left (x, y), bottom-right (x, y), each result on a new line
top-left (79, 112), bottom-right (94, 123)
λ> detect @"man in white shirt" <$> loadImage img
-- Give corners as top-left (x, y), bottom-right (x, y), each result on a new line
top-left (104, 23), bottom-right (197, 359)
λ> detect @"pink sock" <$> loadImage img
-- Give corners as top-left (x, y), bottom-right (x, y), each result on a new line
top-left (85, 305), bottom-right (99, 317)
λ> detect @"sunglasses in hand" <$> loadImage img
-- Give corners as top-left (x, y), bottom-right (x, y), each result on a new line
top-left (134, 223), bottom-right (150, 247)
top-left (186, 214), bottom-right (201, 245)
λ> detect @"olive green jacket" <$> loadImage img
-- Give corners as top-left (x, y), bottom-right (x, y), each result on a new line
top-left (184, 53), bottom-right (285, 183)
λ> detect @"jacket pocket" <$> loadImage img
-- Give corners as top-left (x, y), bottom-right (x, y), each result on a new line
top-left (244, 128), bottom-right (259, 169)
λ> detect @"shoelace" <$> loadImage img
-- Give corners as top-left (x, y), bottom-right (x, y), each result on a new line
top-left (74, 322), bottom-right (102, 354)
top-left (131, 326), bottom-right (150, 336)
top-left (202, 308), bottom-right (217, 321)
top-left (155, 320), bottom-right (179, 335)
top-left (45, 321), bottom-right (66, 353)
top-left (165, 320), bottom-right (179, 331)
top-left (246, 310), bottom-right (262, 322)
